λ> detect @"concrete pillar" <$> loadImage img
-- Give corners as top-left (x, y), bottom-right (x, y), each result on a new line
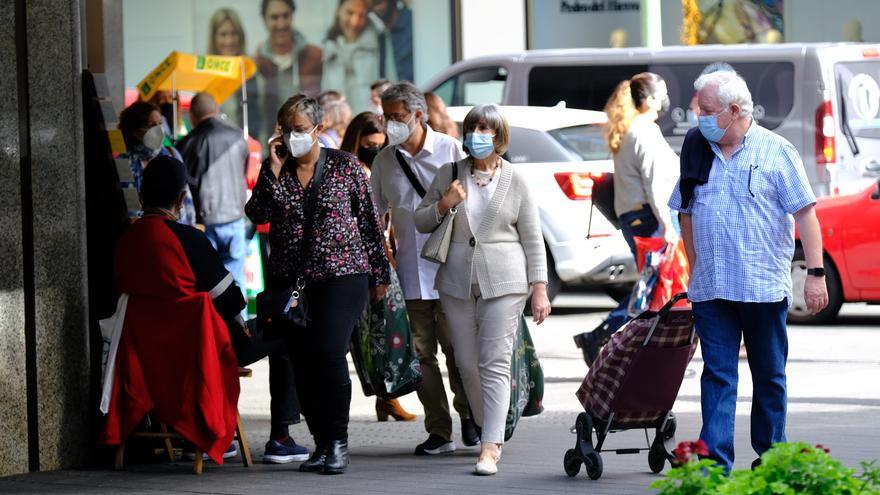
top-left (0, 1), bottom-right (30, 477)
top-left (1, 0), bottom-right (91, 475)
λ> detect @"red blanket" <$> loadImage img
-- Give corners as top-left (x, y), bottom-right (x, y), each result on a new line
top-left (100, 216), bottom-right (240, 464)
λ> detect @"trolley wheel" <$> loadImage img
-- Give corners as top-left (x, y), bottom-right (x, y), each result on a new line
top-left (575, 412), bottom-right (593, 438)
top-left (661, 413), bottom-right (677, 439)
top-left (563, 448), bottom-right (582, 477)
top-left (585, 451), bottom-right (603, 480)
top-left (648, 444), bottom-right (667, 473)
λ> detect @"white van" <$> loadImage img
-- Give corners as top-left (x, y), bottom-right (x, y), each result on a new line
top-left (424, 43), bottom-right (880, 197)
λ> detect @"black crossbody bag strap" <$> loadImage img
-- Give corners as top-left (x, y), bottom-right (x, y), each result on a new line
top-left (295, 147), bottom-right (327, 280)
top-left (395, 149), bottom-right (427, 198)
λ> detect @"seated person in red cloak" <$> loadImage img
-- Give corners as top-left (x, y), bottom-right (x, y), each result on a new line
top-left (100, 156), bottom-right (308, 463)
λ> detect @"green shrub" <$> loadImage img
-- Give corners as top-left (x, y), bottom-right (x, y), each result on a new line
top-left (651, 441), bottom-right (880, 495)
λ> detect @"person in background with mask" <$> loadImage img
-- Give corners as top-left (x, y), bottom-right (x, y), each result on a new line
top-left (370, 82), bottom-right (479, 456)
top-left (246, 94), bottom-right (390, 475)
top-left (117, 101), bottom-right (197, 226)
top-left (603, 72), bottom-right (680, 255)
top-left (145, 90), bottom-right (176, 140)
top-left (340, 111), bottom-right (418, 423)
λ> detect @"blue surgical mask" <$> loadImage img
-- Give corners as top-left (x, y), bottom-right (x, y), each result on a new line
top-left (464, 132), bottom-right (495, 159)
top-left (697, 109), bottom-right (732, 143)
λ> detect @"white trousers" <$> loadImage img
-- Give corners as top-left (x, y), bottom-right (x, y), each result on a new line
top-left (440, 286), bottom-right (527, 444)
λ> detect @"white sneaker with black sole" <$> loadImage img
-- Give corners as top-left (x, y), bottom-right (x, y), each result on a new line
top-left (414, 434), bottom-right (456, 455)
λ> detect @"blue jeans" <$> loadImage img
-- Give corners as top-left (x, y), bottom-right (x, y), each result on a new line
top-left (692, 299), bottom-right (789, 473)
top-left (205, 218), bottom-right (248, 319)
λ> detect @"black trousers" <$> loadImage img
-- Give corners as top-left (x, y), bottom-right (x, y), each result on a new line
top-left (232, 322), bottom-right (301, 427)
top-left (286, 274), bottom-right (368, 443)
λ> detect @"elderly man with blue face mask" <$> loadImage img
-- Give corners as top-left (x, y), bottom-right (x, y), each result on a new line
top-left (668, 71), bottom-right (829, 473)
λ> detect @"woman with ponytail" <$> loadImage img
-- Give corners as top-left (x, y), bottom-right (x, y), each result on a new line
top-left (603, 72), bottom-right (681, 255)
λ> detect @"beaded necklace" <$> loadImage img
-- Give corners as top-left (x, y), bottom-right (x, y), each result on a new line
top-left (470, 156), bottom-right (501, 187)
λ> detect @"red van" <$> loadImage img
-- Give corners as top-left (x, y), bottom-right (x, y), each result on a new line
top-left (792, 179), bottom-right (880, 323)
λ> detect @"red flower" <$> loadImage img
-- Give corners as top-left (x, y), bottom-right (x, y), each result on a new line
top-left (672, 440), bottom-right (710, 465)
top-left (815, 444), bottom-right (830, 454)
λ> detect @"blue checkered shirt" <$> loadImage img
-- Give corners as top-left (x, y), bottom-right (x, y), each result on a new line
top-left (668, 122), bottom-right (816, 304)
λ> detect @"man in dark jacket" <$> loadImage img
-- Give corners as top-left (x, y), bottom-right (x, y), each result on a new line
top-left (177, 93), bottom-right (249, 319)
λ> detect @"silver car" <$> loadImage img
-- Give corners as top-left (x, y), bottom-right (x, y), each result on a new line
top-left (446, 105), bottom-right (637, 302)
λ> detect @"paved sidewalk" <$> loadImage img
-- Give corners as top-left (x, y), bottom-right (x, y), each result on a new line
top-left (2, 295), bottom-right (878, 494)
top-left (1, 407), bottom-right (879, 495)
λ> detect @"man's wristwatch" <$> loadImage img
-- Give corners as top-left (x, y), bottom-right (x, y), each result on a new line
top-left (806, 267), bottom-right (826, 277)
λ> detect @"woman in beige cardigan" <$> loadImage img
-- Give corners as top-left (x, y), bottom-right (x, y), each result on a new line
top-left (414, 104), bottom-right (551, 476)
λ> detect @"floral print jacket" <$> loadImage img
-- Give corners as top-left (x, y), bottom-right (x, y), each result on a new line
top-left (246, 148), bottom-right (390, 288)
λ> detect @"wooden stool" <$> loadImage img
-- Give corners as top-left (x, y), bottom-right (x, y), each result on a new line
top-left (114, 367), bottom-right (254, 474)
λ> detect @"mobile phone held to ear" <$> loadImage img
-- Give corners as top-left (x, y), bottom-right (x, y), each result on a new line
top-left (274, 142), bottom-right (288, 159)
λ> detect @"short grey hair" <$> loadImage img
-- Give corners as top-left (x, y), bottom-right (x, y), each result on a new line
top-left (462, 104), bottom-right (510, 155)
top-left (694, 71), bottom-right (754, 117)
top-left (277, 94), bottom-right (323, 129)
top-left (380, 81), bottom-right (428, 124)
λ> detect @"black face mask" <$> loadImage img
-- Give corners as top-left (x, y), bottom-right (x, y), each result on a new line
top-left (358, 146), bottom-right (380, 166)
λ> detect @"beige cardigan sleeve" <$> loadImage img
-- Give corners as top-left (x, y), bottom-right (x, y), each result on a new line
top-left (513, 172), bottom-right (549, 285)
top-left (414, 162), bottom-right (454, 234)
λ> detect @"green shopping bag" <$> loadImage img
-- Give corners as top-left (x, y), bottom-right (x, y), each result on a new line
top-left (351, 269), bottom-right (422, 400)
top-left (504, 316), bottom-right (545, 441)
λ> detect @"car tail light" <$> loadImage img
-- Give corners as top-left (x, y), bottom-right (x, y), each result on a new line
top-left (555, 172), bottom-right (599, 200)
top-left (862, 47), bottom-right (880, 58)
top-left (815, 100), bottom-right (836, 164)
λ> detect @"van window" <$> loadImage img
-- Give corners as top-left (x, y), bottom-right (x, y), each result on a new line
top-left (836, 62), bottom-right (880, 139)
top-left (433, 66), bottom-right (508, 107)
top-left (505, 125), bottom-right (610, 163)
top-left (527, 62), bottom-right (795, 135)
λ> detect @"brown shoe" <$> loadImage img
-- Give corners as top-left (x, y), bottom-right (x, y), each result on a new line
top-left (375, 398), bottom-right (417, 422)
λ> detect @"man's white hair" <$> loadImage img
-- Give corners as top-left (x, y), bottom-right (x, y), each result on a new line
top-left (694, 71), bottom-right (754, 117)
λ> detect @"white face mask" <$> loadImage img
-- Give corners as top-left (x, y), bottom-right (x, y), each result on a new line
top-left (386, 114), bottom-right (415, 146)
top-left (142, 124), bottom-right (165, 151)
top-left (285, 126), bottom-right (317, 158)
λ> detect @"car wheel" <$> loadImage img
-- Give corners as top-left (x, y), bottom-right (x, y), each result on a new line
top-left (524, 245), bottom-right (560, 316)
top-left (603, 282), bottom-right (633, 302)
top-left (788, 247), bottom-right (843, 324)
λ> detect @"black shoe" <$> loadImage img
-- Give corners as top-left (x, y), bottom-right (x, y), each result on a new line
top-left (414, 434), bottom-right (456, 455)
top-left (299, 444), bottom-right (328, 473)
top-left (461, 417), bottom-right (481, 447)
top-left (322, 440), bottom-right (349, 475)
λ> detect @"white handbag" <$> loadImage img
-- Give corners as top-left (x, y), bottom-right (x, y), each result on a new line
top-left (421, 163), bottom-right (459, 264)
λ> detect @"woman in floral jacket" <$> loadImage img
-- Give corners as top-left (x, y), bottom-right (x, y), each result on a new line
top-left (246, 94), bottom-right (390, 475)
